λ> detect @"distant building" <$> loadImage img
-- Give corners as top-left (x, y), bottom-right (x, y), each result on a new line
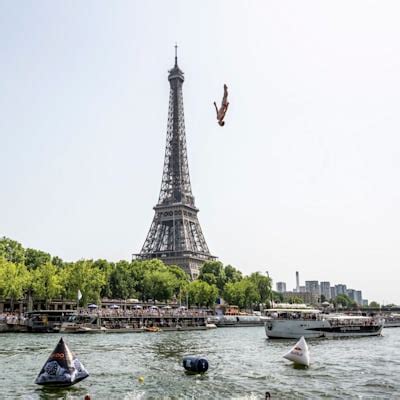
top-left (295, 271), bottom-right (300, 292)
top-left (335, 284), bottom-right (347, 296)
top-left (362, 299), bottom-right (368, 306)
top-left (345, 289), bottom-right (362, 305)
top-left (282, 291), bottom-right (319, 305)
top-left (355, 291), bottom-right (362, 305)
top-left (276, 282), bottom-right (287, 293)
top-left (347, 289), bottom-right (356, 302)
top-left (305, 281), bottom-right (320, 296)
top-left (330, 286), bottom-right (337, 299)
top-left (320, 281), bottom-right (331, 300)
top-left (299, 286), bottom-right (306, 293)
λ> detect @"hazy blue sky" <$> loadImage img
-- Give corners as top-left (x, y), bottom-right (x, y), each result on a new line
top-left (1, 1), bottom-right (399, 303)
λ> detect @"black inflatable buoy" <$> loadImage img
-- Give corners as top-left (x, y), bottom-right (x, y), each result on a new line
top-left (35, 337), bottom-right (89, 387)
top-left (182, 356), bottom-right (209, 373)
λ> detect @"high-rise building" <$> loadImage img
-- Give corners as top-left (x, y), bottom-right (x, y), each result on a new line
top-left (135, 49), bottom-right (216, 278)
top-left (295, 271), bottom-right (300, 292)
top-left (276, 282), bottom-right (287, 293)
top-left (305, 281), bottom-right (320, 296)
top-left (330, 286), bottom-right (337, 299)
top-left (299, 286), bottom-right (306, 293)
top-left (347, 289), bottom-right (356, 301)
top-left (282, 291), bottom-right (319, 305)
top-left (335, 284), bottom-right (347, 296)
top-left (320, 281), bottom-right (331, 300)
top-left (346, 289), bottom-right (363, 305)
top-left (355, 290), bottom-right (362, 305)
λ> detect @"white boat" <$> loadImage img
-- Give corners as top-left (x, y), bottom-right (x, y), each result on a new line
top-left (60, 322), bottom-right (107, 333)
top-left (283, 336), bottom-right (310, 367)
top-left (265, 308), bottom-right (384, 339)
top-left (384, 313), bottom-right (400, 328)
top-left (211, 314), bottom-right (267, 327)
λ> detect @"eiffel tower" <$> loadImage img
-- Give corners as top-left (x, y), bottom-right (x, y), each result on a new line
top-left (135, 47), bottom-right (216, 279)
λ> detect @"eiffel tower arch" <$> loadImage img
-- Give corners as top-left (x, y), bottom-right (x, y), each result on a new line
top-left (135, 48), bottom-right (216, 279)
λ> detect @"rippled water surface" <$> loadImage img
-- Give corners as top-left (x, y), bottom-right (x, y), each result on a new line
top-left (0, 327), bottom-right (399, 399)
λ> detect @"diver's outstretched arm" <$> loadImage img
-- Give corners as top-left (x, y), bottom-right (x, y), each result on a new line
top-left (213, 102), bottom-right (219, 116)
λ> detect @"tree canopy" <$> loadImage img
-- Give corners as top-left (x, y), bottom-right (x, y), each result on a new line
top-left (334, 294), bottom-right (356, 308)
top-left (0, 236), bottom-right (276, 311)
top-left (187, 280), bottom-right (218, 307)
top-left (0, 237), bottom-right (25, 264)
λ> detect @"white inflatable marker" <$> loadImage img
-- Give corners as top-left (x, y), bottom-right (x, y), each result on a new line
top-left (283, 336), bottom-right (310, 367)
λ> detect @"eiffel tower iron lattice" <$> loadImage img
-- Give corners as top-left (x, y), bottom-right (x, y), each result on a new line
top-left (135, 48), bottom-right (216, 279)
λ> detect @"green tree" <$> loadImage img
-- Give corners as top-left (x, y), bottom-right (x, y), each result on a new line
top-left (129, 259), bottom-right (168, 300)
top-left (31, 262), bottom-right (62, 308)
top-left (187, 280), bottom-right (218, 307)
top-left (59, 260), bottom-right (106, 305)
top-left (25, 248), bottom-right (51, 270)
top-left (198, 261), bottom-right (226, 293)
top-left (0, 237), bottom-right (25, 264)
top-left (369, 301), bottom-right (380, 308)
top-left (334, 294), bottom-right (356, 308)
top-left (198, 272), bottom-right (217, 286)
top-left (51, 256), bottom-right (64, 268)
top-left (93, 259), bottom-right (114, 298)
top-left (240, 279), bottom-right (260, 308)
top-left (166, 264), bottom-right (189, 301)
top-left (223, 278), bottom-right (260, 309)
top-left (109, 260), bottom-right (137, 299)
top-left (142, 269), bottom-right (177, 302)
top-left (167, 264), bottom-right (189, 282)
top-left (129, 261), bottom-right (147, 300)
top-left (272, 291), bottom-right (284, 303)
top-left (224, 265), bottom-right (243, 284)
top-left (0, 257), bottom-right (30, 310)
top-left (223, 281), bottom-right (244, 307)
top-left (141, 259), bottom-right (168, 272)
top-left (287, 295), bottom-right (303, 304)
top-left (249, 272), bottom-right (272, 304)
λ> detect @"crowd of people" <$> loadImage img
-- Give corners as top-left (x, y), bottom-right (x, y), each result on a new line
top-left (0, 312), bottom-right (27, 325)
top-left (78, 306), bottom-right (212, 318)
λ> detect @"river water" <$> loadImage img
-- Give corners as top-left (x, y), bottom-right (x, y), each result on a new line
top-left (0, 327), bottom-right (399, 399)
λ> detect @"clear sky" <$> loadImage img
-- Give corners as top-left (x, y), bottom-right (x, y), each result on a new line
top-left (1, 1), bottom-right (399, 304)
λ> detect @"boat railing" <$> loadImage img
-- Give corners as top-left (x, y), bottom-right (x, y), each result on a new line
top-left (268, 313), bottom-right (321, 321)
top-left (326, 316), bottom-right (383, 327)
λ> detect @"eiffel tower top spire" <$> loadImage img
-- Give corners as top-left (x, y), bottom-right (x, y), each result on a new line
top-left (168, 44), bottom-right (184, 82)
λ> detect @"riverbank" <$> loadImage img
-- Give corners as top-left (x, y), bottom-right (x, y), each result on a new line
top-left (0, 308), bottom-right (270, 333)
top-left (0, 309), bottom-right (212, 333)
